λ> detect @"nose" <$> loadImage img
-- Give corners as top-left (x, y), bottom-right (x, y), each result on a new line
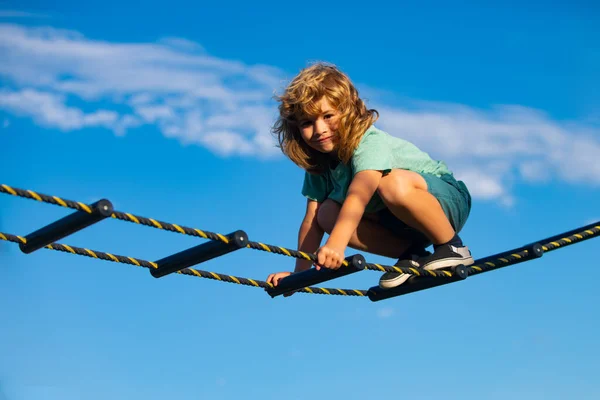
top-left (314, 118), bottom-right (328, 135)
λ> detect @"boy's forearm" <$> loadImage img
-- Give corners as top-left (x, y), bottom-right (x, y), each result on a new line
top-left (326, 170), bottom-right (381, 250)
top-left (326, 194), bottom-right (366, 249)
top-left (295, 220), bottom-right (324, 272)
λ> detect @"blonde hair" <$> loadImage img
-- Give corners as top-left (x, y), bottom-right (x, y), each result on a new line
top-left (272, 62), bottom-right (378, 173)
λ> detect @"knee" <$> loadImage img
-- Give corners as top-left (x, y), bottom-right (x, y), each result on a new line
top-left (316, 199), bottom-right (340, 234)
top-left (377, 170), bottom-right (426, 207)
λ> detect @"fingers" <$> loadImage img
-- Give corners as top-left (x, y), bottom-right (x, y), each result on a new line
top-left (266, 272), bottom-right (296, 297)
top-left (266, 272), bottom-right (291, 287)
top-left (315, 247), bottom-right (343, 270)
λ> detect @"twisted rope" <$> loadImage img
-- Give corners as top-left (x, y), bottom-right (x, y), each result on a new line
top-left (0, 184), bottom-right (456, 278)
top-left (0, 231), bottom-right (367, 297)
top-left (2, 183), bottom-right (599, 291)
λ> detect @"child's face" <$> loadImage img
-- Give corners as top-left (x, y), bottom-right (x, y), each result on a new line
top-left (297, 97), bottom-right (340, 154)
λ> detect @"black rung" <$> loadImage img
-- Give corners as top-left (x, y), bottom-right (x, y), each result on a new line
top-left (266, 254), bottom-right (365, 298)
top-left (19, 199), bottom-right (113, 254)
top-left (150, 230), bottom-right (248, 278)
top-left (367, 265), bottom-right (468, 302)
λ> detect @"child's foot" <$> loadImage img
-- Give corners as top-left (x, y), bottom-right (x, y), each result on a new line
top-left (417, 244), bottom-right (474, 271)
top-left (378, 244), bottom-right (474, 289)
top-left (378, 250), bottom-right (430, 289)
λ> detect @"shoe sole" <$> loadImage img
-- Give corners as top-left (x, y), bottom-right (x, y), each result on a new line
top-left (422, 256), bottom-right (474, 271)
top-left (379, 273), bottom-right (411, 289)
top-left (379, 256), bottom-right (474, 289)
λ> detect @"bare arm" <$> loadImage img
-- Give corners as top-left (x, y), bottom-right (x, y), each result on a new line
top-left (266, 199), bottom-right (324, 290)
top-left (295, 199), bottom-right (325, 272)
top-left (318, 170), bottom-right (383, 268)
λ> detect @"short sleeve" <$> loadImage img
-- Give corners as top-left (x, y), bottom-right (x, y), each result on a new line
top-left (301, 171), bottom-right (330, 202)
top-left (351, 129), bottom-right (392, 175)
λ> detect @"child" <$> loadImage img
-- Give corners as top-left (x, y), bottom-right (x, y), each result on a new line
top-left (266, 62), bottom-right (473, 293)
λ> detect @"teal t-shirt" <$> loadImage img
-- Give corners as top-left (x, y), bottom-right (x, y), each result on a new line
top-left (301, 125), bottom-right (452, 213)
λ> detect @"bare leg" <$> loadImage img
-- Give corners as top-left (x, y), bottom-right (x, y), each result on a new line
top-left (316, 199), bottom-right (414, 258)
top-left (377, 170), bottom-right (455, 245)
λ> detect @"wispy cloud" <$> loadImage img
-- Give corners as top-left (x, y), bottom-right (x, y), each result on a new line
top-left (0, 23), bottom-right (285, 158)
top-left (1, 23), bottom-right (599, 204)
top-left (374, 103), bottom-right (600, 205)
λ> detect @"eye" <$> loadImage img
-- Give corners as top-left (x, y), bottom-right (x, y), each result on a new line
top-left (299, 120), bottom-right (312, 127)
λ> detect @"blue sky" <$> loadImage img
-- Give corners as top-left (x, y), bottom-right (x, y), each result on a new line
top-left (1, 1), bottom-right (599, 399)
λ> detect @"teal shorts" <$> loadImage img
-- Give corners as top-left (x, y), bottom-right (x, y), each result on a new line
top-left (377, 172), bottom-right (471, 248)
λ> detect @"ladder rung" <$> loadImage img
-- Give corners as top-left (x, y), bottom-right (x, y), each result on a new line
top-left (19, 199), bottom-right (113, 254)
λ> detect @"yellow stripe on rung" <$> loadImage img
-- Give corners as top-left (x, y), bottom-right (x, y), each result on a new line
top-left (216, 234), bottom-right (229, 243)
top-left (1, 184), bottom-right (17, 195)
top-left (0, 233), bottom-right (6, 241)
top-left (149, 219), bottom-right (163, 229)
top-left (128, 257), bottom-right (141, 266)
top-left (321, 288), bottom-right (331, 295)
top-left (190, 269), bottom-right (201, 277)
top-left (173, 224), bottom-right (185, 234)
top-left (338, 289), bottom-right (347, 295)
top-left (194, 229), bottom-right (207, 238)
top-left (247, 279), bottom-right (259, 287)
top-left (230, 276), bottom-right (241, 284)
top-left (27, 190), bottom-right (42, 201)
top-left (353, 290), bottom-right (364, 296)
top-left (126, 213), bottom-right (140, 224)
top-left (305, 287), bottom-right (314, 293)
top-left (258, 243), bottom-right (271, 252)
top-left (373, 264), bottom-right (386, 272)
top-left (208, 272), bottom-right (222, 280)
top-left (53, 196), bottom-right (68, 208)
top-left (84, 249), bottom-right (98, 258)
top-left (63, 245), bottom-right (76, 254)
top-left (298, 251), bottom-right (312, 260)
top-left (106, 253), bottom-right (119, 262)
top-left (77, 203), bottom-right (92, 213)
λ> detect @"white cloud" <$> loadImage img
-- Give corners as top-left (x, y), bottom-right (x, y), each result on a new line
top-left (0, 89), bottom-right (119, 131)
top-left (0, 22), bottom-right (599, 205)
top-left (0, 23), bottom-right (283, 159)
top-left (375, 103), bottom-right (600, 205)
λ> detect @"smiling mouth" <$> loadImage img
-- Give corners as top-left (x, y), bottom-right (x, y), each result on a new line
top-left (315, 136), bottom-right (331, 143)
